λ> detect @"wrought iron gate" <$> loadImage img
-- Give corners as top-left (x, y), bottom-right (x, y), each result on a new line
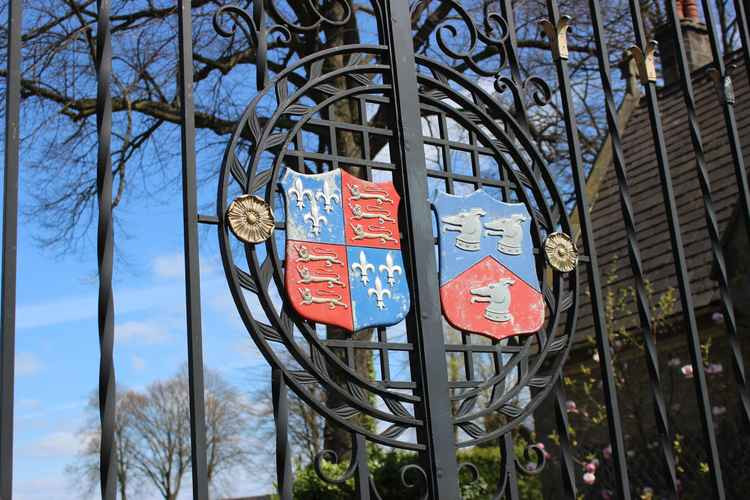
top-left (2, 0), bottom-right (750, 499)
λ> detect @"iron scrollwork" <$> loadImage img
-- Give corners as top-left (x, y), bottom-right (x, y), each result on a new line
top-left (213, 0), bottom-right (353, 90)
top-left (400, 463), bottom-right (429, 500)
top-left (494, 75), bottom-right (552, 111)
top-left (426, 0), bottom-right (509, 76)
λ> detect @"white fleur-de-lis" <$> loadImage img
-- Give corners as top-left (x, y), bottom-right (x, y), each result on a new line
top-left (368, 276), bottom-right (391, 310)
top-left (288, 176), bottom-right (313, 210)
top-left (315, 176), bottom-right (341, 213)
top-left (304, 201), bottom-right (327, 236)
top-left (351, 250), bottom-right (375, 285)
top-left (378, 251), bottom-right (402, 288)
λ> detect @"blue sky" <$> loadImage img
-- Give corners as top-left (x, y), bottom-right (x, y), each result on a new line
top-left (8, 150), bottom-right (274, 498)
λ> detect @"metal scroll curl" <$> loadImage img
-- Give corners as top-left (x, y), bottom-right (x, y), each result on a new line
top-left (266, 0), bottom-right (353, 33)
top-left (212, 3), bottom-right (291, 90)
top-left (313, 436), bottom-right (361, 485)
top-left (400, 463), bottom-right (429, 500)
top-left (494, 75), bottom-right (553, 111)
top-left (212, 0), bottom-right (353, 90)
top-left (424, 0), bottom-right (509, 76)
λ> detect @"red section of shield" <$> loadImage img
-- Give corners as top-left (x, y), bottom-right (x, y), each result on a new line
top-left (342, 170), bottom-right (400, 250)
top-left (285, 240), bottom-right (353, 331)
top-left (440, 256), bottom-right (544, 340)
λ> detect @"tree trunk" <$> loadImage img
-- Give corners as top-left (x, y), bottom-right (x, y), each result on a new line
top-left (318, 3), bottom-right (375, 460)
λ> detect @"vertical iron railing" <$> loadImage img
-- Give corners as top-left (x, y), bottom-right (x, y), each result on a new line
top-left (670, 0), bottom-right (750, 431)
top-left (95, 0), bottom-right (117, 498)
top-left (587, 0), bottom-right (680, 495)
top-left (176, 1), bottom-right (210, 498)
top-left (384, 1), bottom-right (461, 497)
top-left (731, 0), bottom-right (750, 87)
top-left (0, 0), bottom-right (22, 497)
top-left (541, 1), bottom-right (632, 498)
top-left (272, 369), bottom-right (293, 499)
top-left (496, 0), bottom-right (577, 491)
top-left (623, 0), bottom-right (725, 496)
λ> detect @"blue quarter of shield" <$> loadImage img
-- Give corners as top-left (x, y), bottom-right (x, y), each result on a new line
top-left (432, 189), bottom-right (540, 292)
top-left (347, 246), bottom-right (410, 331)
top-left (280, 168), bottom-right (345, 244)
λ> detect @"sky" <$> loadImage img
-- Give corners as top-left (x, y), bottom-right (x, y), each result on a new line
top-left (7, 146), bottom-right (274, 498)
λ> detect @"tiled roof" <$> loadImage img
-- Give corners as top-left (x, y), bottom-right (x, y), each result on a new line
top-left (575, 52), bottom-right (750, 337)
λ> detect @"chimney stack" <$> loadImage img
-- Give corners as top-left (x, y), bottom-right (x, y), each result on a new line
top-left (655, 0), bottom-right (713, 86)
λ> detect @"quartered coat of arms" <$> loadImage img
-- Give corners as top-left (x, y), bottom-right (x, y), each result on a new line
top-left (280, 168), bottom-right (410, 332)
top-left (433, 189), bottom-right (545, 340)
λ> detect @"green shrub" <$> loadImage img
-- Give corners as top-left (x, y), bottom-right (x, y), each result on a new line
top-left (291, 444), bottom-right (543, 499)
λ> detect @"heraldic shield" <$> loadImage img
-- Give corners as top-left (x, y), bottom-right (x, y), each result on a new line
top-left (433, 190), bottom-right (545, 340)
top-left (280, 168), bottom-right (410, 332)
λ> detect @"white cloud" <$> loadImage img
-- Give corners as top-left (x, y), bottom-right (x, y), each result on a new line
top-left (153, 252), bottom-right (216, 280)
top-left (153, 252), bottom-right (185, 279)
top-left (132, 354), bottom-right (146, 372)
top-left (14, 475), bottom-right (81, 500)
top-left (16, 352), bottom-right (43, 376)
top-left (116, 321), bottom-right (170, 344)
top-left (24, 431), bottom-right (82, 458)
top-left (17, 282), bottom-right (178, 330)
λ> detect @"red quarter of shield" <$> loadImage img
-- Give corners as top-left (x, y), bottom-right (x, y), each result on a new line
top-left (440, 256), bottom-right (544, 340)
top-left (342, 171), bottom-right (400, 250)
top-left (285, 241), bottom-right (353, 331)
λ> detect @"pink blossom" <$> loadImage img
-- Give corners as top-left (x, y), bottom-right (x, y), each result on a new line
top-left (585, 462), bottom-right (597, 473)
top-left (566, 400), bottom-right (578, 413)
top-left (603, 445), bottom-right (612, 460)
top-left (705, 363), bottom-right (723, 375)
top-left (681, 365), bottom-right (694, 378)
top-left (583, 472), bottom-right (596, 485)
top-left (536, 442), bottom-right (552, 460)
top-left (712, 312), bottom-right (724, 323)
top-left (712, 406), bottom-right (727, 416)
top-left (667, 358), bottom-right (681, 367)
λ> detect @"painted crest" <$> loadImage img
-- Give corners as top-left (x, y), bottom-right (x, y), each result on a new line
top-left (432, 190), bottom-right (544, 340)
top-left (280, 168), bottom-right (410, 332)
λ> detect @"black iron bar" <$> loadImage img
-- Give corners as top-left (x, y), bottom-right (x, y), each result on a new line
top-left (554, 382), bottom-right (577, 498)
top-left (624, 0), bottom-right (725, 496)
top-left (384, 1), bottom-right (461, 497)
top-left (694, 0), bottom-right (750, 428)
top-left (0, 0), bottom-right (22, 497)
top-left (176, 1), bottom-right (210, 498)
top-left (502, 432), bottom-right (521, 500)
top-left (272, 369), bottom-right (293, 499)
top-left (499, 0), bottom-right (577, 488)
top-left (542, 1), bottom-right (632, 497)
top-left (730, 0), bottom-right (750, 89)
top-left (354, 433), bottom-right (371, 500)
top-left (95, 0), bottom-right (116, 497)
top-left (587, 0), bottom-right (679, 494)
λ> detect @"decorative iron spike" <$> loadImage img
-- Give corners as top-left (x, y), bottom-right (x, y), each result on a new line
top-left (539, 16), bottom-right (571, 60)
top-left (628, 41), bottom-right (658, 84)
